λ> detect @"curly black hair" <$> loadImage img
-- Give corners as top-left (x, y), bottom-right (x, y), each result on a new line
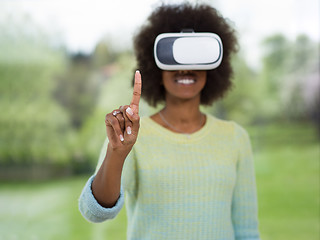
top-left (133, 3), bottom-right (238, 107)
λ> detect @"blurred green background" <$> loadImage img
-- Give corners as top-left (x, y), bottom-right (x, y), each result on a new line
top-left (0, 0), bottom-right (319, 240)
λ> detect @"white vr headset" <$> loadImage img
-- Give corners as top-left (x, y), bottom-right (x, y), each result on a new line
top-left (154, 32), bottom-right (223, 70)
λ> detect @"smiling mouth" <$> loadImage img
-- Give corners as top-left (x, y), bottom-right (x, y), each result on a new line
top-left (174, 71), bottom-right (197, 85)
top-left (175, 78), bottom-right (196, 85)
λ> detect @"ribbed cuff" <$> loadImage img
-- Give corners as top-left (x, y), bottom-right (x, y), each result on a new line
top-left (78, 175), bottom-right (124, 223)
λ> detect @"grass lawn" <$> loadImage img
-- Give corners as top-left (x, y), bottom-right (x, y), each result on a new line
top-left (0, 122), bottom-right (319, 239)
top-left (0, 176), bottom-right (127, 240)
top-left (249, 123), bottom-right (319, 240)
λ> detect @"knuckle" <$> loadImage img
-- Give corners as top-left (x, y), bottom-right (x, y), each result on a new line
top-left (133, 91), bottom-right (141, 96)
top-left (134, 115), bottom-right (140, 122)
top-left (105, 113), bottom-right (113, 122)
top-left (109, 118), bottom-right (117, 125)
top-left (120, 105), bottom-right (129, 113)
top-left (125, 117), bottom-right (131, 123)
top-left (118, 115), bottom-right (125, 121)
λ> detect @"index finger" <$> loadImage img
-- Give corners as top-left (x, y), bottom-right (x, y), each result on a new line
top-left (130, 70), bottom-right (142, 112)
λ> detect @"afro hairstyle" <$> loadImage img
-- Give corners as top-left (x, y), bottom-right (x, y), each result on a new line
top-left (133, 3), bottom-right (238, 107)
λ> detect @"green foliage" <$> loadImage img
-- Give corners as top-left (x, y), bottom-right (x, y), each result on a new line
top-left (0, 16), bottom-right (75, 167)
top-left (53, 53), bottom-right (100, 129)
top-left (75, 52), bottom-right (136, 169)
top-left (0, 62), bottom-right (75, 166)
top-left (212, 34), bottom-right (319, 125)
top-left (259, 34), bottom-right (319, 121)
top-left (210, 53), bottom-right (263, 125)
top-left (0, 14), bottom-right (64, 65)
top-left (92, 40), bottom-right (117, 69)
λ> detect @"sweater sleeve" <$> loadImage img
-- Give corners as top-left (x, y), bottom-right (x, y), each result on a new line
top-left (232, 123), bottom-right (260, 240)
top-left (78, 138), bottom-right (124, 223)
top-left (78, 175), bottom-right (124, 223)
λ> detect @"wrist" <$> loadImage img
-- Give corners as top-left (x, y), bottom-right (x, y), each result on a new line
top-left (107, 143), bottom-right (132, 158)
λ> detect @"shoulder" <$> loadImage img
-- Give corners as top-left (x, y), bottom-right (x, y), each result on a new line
top-left (207, 115), bottom-right (234, 130)
top-left (228, 121), bottom-right (251, 148)
top-left (207, 115), bottom-right (250, 140)
top-left (207, 115), bottom-right (246, 133)
top-left (231, 121), bottom-right (250, 141)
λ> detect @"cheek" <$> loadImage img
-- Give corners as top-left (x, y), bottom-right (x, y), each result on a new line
top-left (199, 78), bottom-right (207, 90)
top-left (198, 72), bottom-right (207, 87)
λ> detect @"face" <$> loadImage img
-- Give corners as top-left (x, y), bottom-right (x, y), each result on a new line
top-left (162, 70), bottom-right (207, 102)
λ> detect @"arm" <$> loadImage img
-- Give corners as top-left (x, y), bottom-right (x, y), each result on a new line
top-left (78, 174), bottom-right (125, 223)
top-left (92, 144), bottom-right (134, 207)
top-left (78, 71), bottom-right (142, 222)
top-left (232, 124), bottom-right (260, 240)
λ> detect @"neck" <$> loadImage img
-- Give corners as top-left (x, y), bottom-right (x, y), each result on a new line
top-left (160, 97), bottom-right (205, 134)
top-left (163, 102), bottom-right (201, 122)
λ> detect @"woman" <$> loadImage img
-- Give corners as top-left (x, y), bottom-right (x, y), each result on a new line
top-left (79, 3), bottom-right (260, 240)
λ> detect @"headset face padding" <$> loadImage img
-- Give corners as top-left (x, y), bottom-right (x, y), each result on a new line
top-left (154, 32), bottom-right (223, 70)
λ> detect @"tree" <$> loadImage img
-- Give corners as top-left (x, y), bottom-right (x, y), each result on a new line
top-left (259, 33), bottom-right (319, 123)
top-left (0, 14), bottom-right (74, 169)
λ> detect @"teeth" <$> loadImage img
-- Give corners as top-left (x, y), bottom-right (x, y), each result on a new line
top-left (176, 79), bottom-right (195, 84)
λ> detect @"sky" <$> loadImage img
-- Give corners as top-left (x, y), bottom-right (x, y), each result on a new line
top-left (1, 0), bottom-right (319, 67)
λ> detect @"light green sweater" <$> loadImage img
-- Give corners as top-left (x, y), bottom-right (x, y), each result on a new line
top-left (79, 115), bottom-right (260, 240)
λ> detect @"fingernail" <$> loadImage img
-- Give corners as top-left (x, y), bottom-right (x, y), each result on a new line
top-left (127, 126), bottom-right (132, 135)
top-left (136, 70), bottom-right (140, 74)
top-left (120, 135), bottom-right (124, 142)
top-left (126, 107), bottom-right (133, 116)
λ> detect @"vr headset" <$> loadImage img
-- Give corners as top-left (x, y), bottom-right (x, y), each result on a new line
top-left (154, 31), bottom-right (223, 70)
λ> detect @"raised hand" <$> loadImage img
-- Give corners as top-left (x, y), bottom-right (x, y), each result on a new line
top-left (105, 70), bottom-right (141, 151)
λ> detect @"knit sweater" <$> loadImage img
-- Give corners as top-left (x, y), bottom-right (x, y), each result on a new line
top-left (79, 115), bottom-right (260, 240)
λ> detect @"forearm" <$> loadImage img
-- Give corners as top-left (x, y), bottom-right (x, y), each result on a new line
top-left (92, 144), bottom-right (131, 208)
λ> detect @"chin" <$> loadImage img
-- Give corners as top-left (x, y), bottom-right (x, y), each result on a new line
top-left (167, 93), bottom-right (201, 102)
